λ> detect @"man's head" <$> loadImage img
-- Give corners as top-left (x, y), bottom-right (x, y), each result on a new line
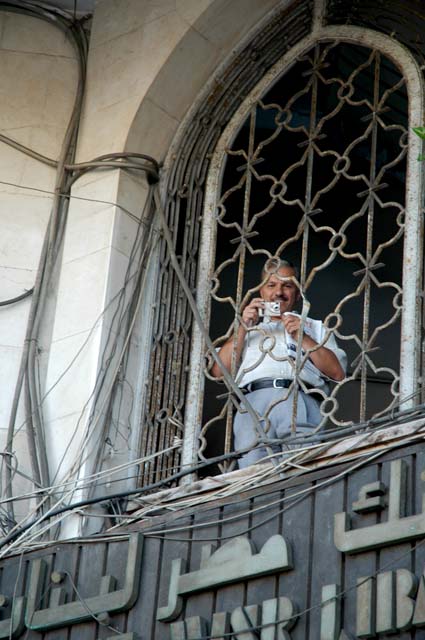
top-left (260, 258), bottom-right (300, 316)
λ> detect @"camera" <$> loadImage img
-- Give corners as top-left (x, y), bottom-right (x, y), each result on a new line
top-left (259, 301), bottom-right (281, 319)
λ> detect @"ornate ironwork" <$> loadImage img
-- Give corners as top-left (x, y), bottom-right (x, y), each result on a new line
top-left (137, 0), bottom-right (425, 483)
top-left (200, 40), bottom-right (411, 472)
top-left (327, 0), bottom-right (425, 73)
top-left (137, 0), bottom-right (314, 485)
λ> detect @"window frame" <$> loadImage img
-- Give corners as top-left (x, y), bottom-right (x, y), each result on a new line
top-left (182, 26), bottom-right (425, 470)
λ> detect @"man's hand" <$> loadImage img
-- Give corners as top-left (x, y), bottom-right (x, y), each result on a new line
top-left (211, 299), bottom-right (261, 378)
top-left (211, 298), bottom-right (265, 378)
top-left (282, 312), bottom-right (301, 338)
top-left (241, 298), bottom-right (264, 327)
top-left (282, 312), bottom-right (345, 381)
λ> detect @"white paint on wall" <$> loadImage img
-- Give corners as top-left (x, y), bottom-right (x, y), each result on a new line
top-left (0, 0), bottom-right (288, 537)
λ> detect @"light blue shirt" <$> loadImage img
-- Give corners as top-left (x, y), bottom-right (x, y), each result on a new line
top-left (236, 318), bottom-right (347, 389)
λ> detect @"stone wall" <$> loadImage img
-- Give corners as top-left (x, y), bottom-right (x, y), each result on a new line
top-left (0, 0), bottom-right (284, 535)
top-left (0, 9), bottom-right (78, 520)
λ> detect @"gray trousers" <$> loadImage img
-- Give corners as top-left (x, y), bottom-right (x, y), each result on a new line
top-left (233, 387), bottom-right (322, 469)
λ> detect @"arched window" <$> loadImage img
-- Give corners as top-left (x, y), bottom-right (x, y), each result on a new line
top-left (138, 8), bottom-right (424, 484)
top-left (184, 31), bottom-right (424, 473)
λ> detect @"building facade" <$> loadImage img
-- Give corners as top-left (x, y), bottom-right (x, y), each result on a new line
top-left (0, 0), bottom-right (425, 637)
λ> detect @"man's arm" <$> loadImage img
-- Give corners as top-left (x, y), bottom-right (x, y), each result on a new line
top-left (282, 314), bottom-right (345, 381)
top-left (211, 326), bottom-right (246, 378)
top-left (211, 298), bottom-right (263, 378)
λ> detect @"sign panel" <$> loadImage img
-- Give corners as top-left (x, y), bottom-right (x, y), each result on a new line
top-left (0, 445), bottom-right (424, 639)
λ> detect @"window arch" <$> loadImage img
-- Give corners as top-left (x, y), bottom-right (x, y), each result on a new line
top-left (184, 28), bottom-right (424, 472)
top-left (137, 4), bottom-right (424, 484)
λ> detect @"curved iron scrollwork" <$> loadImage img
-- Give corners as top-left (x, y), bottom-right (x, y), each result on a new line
top-left (138, 0), bottom-right (314, 486)
top-left (201, 40), bottom-right (409, 471)
top-left (138, 0), bottom-right (425, 483)
top-left (327, 0), bottom-right (425, 73)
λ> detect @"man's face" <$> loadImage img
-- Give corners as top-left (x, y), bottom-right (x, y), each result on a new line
top-left (260, 266), bottom-right (300, 315)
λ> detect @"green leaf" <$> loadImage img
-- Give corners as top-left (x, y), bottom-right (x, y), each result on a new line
top-left (418, 154), bottom-right (425, 161)
top-left (413, 126), bottom-right (425, 140)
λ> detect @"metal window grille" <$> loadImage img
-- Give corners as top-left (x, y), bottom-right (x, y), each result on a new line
top-left (198, 40), bottom-right (409, 472)
top-left (186, 34), bottom-right (424, 474)
top-left (138, 4), bottom-right (424, 484)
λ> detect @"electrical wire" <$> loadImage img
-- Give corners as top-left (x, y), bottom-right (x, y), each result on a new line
top-left (48, 186), bottom-right (158, 496)
top-left (1, 0), bottom-right (424, 555)
top-left (0, 250), bottom-right (153, 528)
top-left (1, 0), bottom-right (89, 529)
top-left (62, 571), bottom-right (122, 635)
top-left (0, 288), bottom-right (34, 307)
top-left (1, 153), bottom-right (154, 504)
top-left (0, 445), bottom-right (265, 525)
top-left (0, 132), bottom-right (57, 167)
top-left (0, 442), bottom-right (185, 510)
top-left (0, 446), bottom-right (256, 553)
top-left (0, 1), bottom-right (158, 535)
top-left (2, 415), bottom-right (423, 554)
top-left (0, 191), bottom-right (159, 538)
top-left (149, 535), bottom-right (425, 640)
top-left (19, 421), bottom-right (425, 545)
top-left (0, 179), bottom-right (149, 224)
top-left (65, 151), bottom-right (159, 172)
top-left (3, 220), bottom-right (51, 524)
top-left (130, 444), bottom-right (395, 541)
top-left (107, 418), bottom-right (425, 539)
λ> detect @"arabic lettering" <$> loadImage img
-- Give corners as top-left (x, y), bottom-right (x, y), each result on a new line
top-left (24, 533), bottom-right (142, 632)
top-left (334, 460), bottom-right (425, 554)
top-left (169, 597), bottom-right (297, 640)
top-left (157, 535), bottom-right (293, 622)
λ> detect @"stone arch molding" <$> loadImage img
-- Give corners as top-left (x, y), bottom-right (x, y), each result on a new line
top-left (123, 0), bottom-right (286, 161)
top-left (184, 24), bottom-right (425, 464)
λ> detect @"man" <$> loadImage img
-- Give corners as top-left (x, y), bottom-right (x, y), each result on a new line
top-left (212, 259), bottom-right (346, 468)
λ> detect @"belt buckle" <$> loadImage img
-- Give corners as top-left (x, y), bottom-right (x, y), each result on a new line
top-left (273, 378), bottom-right (283, 388)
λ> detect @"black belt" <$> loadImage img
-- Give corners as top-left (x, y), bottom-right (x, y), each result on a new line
top-left (241, 378), bottom-right (316, 394)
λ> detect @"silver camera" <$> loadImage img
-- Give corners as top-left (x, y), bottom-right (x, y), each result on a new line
top-left (259, 301), bottom-right (281, 319)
